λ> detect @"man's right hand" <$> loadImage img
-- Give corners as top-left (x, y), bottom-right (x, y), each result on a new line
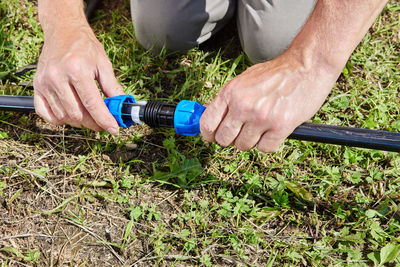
top-left (34, 0), bottom-right (124, 134)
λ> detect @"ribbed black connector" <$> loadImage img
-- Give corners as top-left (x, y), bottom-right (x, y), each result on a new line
top-left (141, 100), bottom-right (176, 128)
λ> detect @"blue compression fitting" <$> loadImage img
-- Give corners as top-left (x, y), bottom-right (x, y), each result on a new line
top-left (104, 94), bottom-right (136, 128)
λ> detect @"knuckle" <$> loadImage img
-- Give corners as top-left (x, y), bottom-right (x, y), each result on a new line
top-left (235, 140), bottom-right (252, 151)
top-left (219, 85), bottom-right (234, 102)
top-left (215, 133), bottom-right (230, 147)
top-left (45, 67), bottom-right (60, 84)
top-left (271, 124), bottom-right (291, 141)
top-left (64, 57), bottom-right (84, 77)
top-left (271, 118), bottom-right (286, 132)
top-left (255, 108), bottom-right (271, 123)
top-left (33, 75), bottom-right (46, 89)
top-left (82, 97), bottom-right (98, 110)
top-left (54, 112), bottom-right (67, 122)
top-left (238, 103), bottom-right (253, 115)
top-left (68, 111), bottom-right (83, 122)
top-left (258, 142), bottom-right (280, 153)
top-left (235, 143), bottom-right (247, 151)
top-left (101, 58), bottom-right (113, 69)
top-left (258, 146), bottom-right (271, 153)
top-left (200, 122), bottom-right (214, 136)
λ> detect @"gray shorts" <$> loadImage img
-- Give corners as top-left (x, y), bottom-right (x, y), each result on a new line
top-left (130, 0), bottom-right (316, 63)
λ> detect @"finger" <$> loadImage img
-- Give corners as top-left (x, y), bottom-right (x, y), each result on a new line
top-left (34, 91), bottom-right (62, 126)
top-left (72, 76), bottom-right (120, 134)
top-left (97, 62), bottom-right (124, 97)
top-left (214, 109), bottom-right (244, 147)
top-left (42, 89), bottom-right (68, 123)
top-left (61, 107), bottom-right (103, 131)
top-left (200, 94), bottom-right (228, 142)
top-left (80, 109), bottom-right (103, 131)
top-left (49, 80), bottom-right (84, 122)
top-left (234, 122), bottom-right (267, 151)
top-left (257, 130), bottom-right (288, 153)
top-left (63, 84), bottom-right (102, 131)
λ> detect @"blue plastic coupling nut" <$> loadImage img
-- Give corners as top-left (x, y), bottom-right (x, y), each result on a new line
top-left (174, 100), bottom-right (206, 136)
top-left (104, 94), bottom-right (136, 128)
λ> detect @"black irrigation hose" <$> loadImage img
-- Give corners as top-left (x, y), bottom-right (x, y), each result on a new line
top-left (288, 123), bottom-right (400, 152)
top-left (1, 95), bottom-right (400, 152)
top-left (85, 0), bottom-right (103, 21)
top-left (0, 95), bottom-right (34, 112)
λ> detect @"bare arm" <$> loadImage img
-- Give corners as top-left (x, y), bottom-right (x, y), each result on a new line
top-left (34, 0), bottom-right (124, 134)
top-left (291, 0), bottom-right (389, 79)
top-left (200, 0), bottom-right (388, 152)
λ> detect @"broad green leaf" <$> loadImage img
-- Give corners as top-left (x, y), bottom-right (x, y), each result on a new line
top-left (253, 207), bottom-right (282, 222)
top-left (152, 158), bottom-right (203, 188)
top-left (367, 251), bottom-right (380, 265)
top-left (366, 209), bottom-right (381, 219)
top-left (380, 243), bottom-right (400, 264)
top-left (129, 206), bottom-right (142, 221)
top-left (284, 181), bottom-right (313, 201)
top-left (370, 221), bottom-right (387, 243)
top-left (178, 229), bottom-right (191, 239)
top-left (0, 131), bottom-right (8, 139)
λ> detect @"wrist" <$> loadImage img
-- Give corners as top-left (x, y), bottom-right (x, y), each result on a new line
top-left (284, 42), bottom-right (344, 83)
top-left (42, 23), bottom-right (93, 43)
top-left (39, 0), bottom-right (88, 37)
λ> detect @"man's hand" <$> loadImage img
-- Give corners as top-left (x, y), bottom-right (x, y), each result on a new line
top-left (200, 51), bottom-right (337, 152)
top-left (34, 0), bottom-right (124, 134)
top-left (200, 0), bottom-right (388, 152)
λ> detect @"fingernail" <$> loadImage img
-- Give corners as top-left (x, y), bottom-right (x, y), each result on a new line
top-left (107, 127), bottom-right (119, 135)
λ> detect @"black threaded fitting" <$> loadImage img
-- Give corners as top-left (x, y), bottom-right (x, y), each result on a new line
top-left (141, 100), bottom-right (176, 128)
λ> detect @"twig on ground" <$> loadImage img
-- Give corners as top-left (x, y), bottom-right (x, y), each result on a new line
top-left (0, 233), bottom-right (53, 242)
top-left (65, 219), bottom-right (125, 265)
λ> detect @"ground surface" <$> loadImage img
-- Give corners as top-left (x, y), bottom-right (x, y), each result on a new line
top-left (1, 0), bottom-right (400, 266)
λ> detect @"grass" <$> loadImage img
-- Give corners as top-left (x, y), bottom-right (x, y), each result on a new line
top-left (0, 0), bottom-right (400, 266)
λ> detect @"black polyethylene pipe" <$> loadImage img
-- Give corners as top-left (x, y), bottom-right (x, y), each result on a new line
top-left (1, 95), bottom-right (400, 152)
top-left (0, 95), bottom-right (34, 112)
top-left (289, 123), bottom-right (400, 152)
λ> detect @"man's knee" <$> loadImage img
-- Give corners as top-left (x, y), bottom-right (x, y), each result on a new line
top-left (131, 0), bottom-right (234, 53)
top-left (237, 0), bottom-right (317, 63)
top-left (131, 0), bottom-right (206, 52)
top-left (240, 26), bottom-right (296, 64)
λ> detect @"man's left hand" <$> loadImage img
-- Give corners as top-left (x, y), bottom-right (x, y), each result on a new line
top-left (200, 51), bottom-right (338, 153)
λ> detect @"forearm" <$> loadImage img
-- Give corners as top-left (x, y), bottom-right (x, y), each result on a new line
top-left (288, 0), bottom-right (388, 78)
top-left (38, 0), bottom-right (88, 37)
